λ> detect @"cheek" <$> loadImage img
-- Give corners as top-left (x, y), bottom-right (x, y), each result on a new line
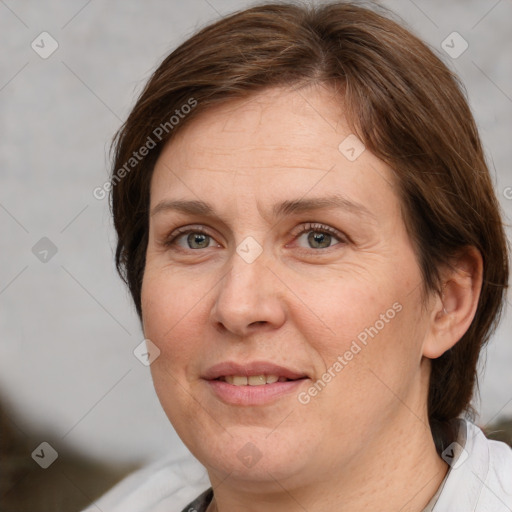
top-left (141, 268), bottom-right (204, 368)
top-left (290, 271), bottom-right (399, 348)
top-left (298, 299), bottom-right (426, 444)
top-left (141, 270), bottom-right (208, 429)
top-left (294, 263), bottom-right (425, 393)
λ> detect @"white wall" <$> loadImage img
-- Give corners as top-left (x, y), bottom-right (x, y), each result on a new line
top-left (1, 0), bottom-right (511, 465)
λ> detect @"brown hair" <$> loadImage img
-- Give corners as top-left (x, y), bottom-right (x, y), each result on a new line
top-left (110, 1), bottom-right (509, 441)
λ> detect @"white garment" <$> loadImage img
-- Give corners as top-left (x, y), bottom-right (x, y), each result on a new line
top-left (82, 450), bottom-right (210, 512)
top-left (431, 420), bottom-right (512, 511)
top-left (83, 420), bottom-right (512, 512)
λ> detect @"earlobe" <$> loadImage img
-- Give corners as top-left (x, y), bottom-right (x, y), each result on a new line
top-left (422, 247), bottom-right (483, 359)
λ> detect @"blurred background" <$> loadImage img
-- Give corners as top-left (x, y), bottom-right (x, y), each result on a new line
top-left (1, 0), bottom-right (511, 510)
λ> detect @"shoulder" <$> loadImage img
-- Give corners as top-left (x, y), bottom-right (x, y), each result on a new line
top-left (434, 419), bottom-right (512, 511)
top-left (81, 450), bottom-right (210, 512)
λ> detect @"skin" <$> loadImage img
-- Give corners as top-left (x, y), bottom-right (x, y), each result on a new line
top-left (141, 85), bottom-right (483, 511)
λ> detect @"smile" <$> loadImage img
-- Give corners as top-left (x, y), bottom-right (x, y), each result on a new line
top-left (217, 375), bottom-right (297, 386)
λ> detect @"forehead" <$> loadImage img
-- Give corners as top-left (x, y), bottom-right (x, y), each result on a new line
top-left (161, 85), bottom-right (346, 167)
top-left (150, 85), bottom-right (398, 219)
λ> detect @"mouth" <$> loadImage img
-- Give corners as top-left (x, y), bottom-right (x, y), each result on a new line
top-left (203, 360), bottom-right (308, 382)
top-left (202, 361), bottom-right (309, 405)
top-left (215, 375), bottom-right (306, 386)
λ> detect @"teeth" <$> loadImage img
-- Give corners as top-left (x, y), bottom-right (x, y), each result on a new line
top-left (223, 375), bottom-right (284, 386)
top-left (248, 375), bottom-right (266, 386)
top-left (231, 375), bottom-right (248, 386)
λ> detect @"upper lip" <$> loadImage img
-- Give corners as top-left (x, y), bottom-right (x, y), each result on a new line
top-left (202, 361), bottom-right (308, 381)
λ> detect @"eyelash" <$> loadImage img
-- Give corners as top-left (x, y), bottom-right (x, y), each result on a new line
top-left (164, 225), bottom-right (212, 247)
top-left (291, 223), bottom-right (347, 249)
top-left (163, 223), bottom-right (347, 251)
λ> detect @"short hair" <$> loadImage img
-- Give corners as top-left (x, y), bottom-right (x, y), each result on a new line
top-left (110, 1), bottom-right (509, 442)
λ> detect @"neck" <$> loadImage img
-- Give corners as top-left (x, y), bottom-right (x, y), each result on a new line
top-left (206, 412), bottom-right (449, 512)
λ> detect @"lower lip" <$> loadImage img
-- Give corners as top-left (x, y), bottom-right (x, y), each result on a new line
top-left (205, 379), bottom-right (307, 405)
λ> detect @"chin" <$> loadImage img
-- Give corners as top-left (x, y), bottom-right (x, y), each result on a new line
top-left (188, 426), bottom-right (315, 486)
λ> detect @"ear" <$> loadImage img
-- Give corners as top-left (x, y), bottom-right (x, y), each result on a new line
top-left (422, 247), bottom-right (483, 359)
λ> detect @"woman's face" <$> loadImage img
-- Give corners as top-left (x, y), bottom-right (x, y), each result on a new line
top-left (142, 86), bottom-right (435, 487)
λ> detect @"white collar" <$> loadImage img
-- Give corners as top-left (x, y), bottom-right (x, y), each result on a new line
top-left (431, 419), bottom-right (512, 511)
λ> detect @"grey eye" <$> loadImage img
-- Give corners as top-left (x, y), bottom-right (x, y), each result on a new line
top-left (307, 231), bottom-right (333, 249)
top-left (186, 232), bottom-right (211, 249)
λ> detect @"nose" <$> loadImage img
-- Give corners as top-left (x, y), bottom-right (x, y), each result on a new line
top-left (210, 249), bottom-right (286, 337)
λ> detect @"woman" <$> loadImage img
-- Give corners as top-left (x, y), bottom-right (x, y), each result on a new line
top-left (88, 2), bottom-right (512, 511)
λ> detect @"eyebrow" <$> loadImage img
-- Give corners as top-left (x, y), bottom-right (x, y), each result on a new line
top-left (150, 195), bottom-right (375, 220)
